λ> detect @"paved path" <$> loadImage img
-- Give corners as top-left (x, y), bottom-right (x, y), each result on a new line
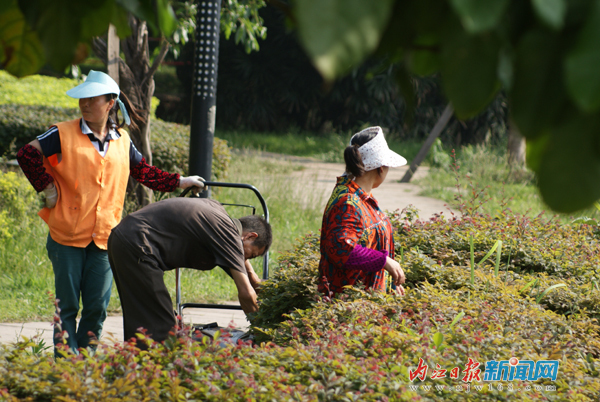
top-left (0, 155), bottom-right (452, 347)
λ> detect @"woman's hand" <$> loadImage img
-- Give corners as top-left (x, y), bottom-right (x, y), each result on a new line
top-left (383, 256), bottom-right (406, 296)
top-left (179, 175), bottom-right (205, 195)
top-left (43, 183), bottom-right (58, 208)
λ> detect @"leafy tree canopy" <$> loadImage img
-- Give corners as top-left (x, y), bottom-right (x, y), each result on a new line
top-left (290, 0), bottom-right (600, 213)
top-left (2, 0), bottom-right (599, 212)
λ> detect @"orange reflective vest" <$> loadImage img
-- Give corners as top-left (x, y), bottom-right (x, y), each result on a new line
top-left (39, 119), bottom-right (130, 250)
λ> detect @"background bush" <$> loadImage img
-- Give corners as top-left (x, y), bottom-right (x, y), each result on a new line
top-left (160, 7), bottom-right (509, 147)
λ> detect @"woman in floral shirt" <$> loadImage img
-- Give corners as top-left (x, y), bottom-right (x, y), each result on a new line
top-left (318, 126), bottom-right (407, 297)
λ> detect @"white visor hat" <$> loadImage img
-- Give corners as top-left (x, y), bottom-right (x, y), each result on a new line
top-left (351, 126), bottom-right (407, 171)
top-left (66, 70), bottom-right (131, 125)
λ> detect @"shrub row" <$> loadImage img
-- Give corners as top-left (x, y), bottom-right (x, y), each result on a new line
top-left (1, 187), bottom-right (598, 400)
top-left (1, 274), bottom-right (598, 400)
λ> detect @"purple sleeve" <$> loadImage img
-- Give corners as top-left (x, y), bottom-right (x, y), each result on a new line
top-left (344, 244), bottom-right (388, 272)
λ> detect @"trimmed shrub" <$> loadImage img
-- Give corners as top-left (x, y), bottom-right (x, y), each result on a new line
top-left (151, 119), bottom-right (231, 181)
top-left (0, 105), bottom-right (80, 156)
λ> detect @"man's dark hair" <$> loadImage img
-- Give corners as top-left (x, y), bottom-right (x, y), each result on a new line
top-left (239, 215), bottom-right (273, 253)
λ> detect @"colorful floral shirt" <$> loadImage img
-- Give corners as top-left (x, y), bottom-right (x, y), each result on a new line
top-left (318, 176), bottom-right (395, 296)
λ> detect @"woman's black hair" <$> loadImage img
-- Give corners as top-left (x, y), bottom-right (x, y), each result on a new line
top-left (106, 92), bottom-right (145, 131)
top-left (344, 129), bottom-right (379, 177)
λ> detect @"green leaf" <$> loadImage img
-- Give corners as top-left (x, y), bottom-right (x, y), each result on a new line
top-left (449, 311), bottom-right (464, 330)
top-left (440, 18), bottom-right (501, 119)
top-left (537, 112), bottom-right (600, 212)
top-left (0, 6), bottom-right (44, 77)
top-left (449, 0), bottom-right (510, 33)
top-left (565, 1), bottom-right (600, 112)
top-left (571, 217), bottom-right (598, 225)
top-left (531, 0), bottom-right (566, 30)
top-left (536, 283), bottom-right (567, 303)
top-left (80, 0), bottom-right (131, 41)
top-left (469, 235), bottom-right (475, 285)
top-left (17, 0), bottom-right (84, 72)
top-left (118, 0), bottom-right (159, 33)
top-left (156, 0), bottom-right (177, 37)
top-left (408, 49), bottom-right (440, 77)
top-left (525, 131), bottom-right (550, 174)
top-left (477, 240), bottom-right (501, 267)
top-left (0, 0), bottom-right (15, 14)
top-left (295, 0), bottom-right (395, 81)
top-left (509, 30), bottom-right (567, 139)
top-left (494, 241), bottom-right (503, 277)
top-left (432, 332), bottom-right (444, 348)
top-left (520, 278), bottom-right (538, 293)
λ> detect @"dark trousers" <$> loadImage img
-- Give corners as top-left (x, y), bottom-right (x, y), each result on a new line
top-left (46, 235), bottom-right (112, 355)
top-left (107, 232), bottom-right (176, 344)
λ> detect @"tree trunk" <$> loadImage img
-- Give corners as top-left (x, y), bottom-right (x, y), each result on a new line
top-left (507, 119), bottom-right (526, 166)
top-left (400, 103), bottom-right (454, 183)
top-left (93, 15), bottom-right (170, 208)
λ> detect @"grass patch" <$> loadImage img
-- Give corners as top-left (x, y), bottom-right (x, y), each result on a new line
top-left (416, 144), bottom-right (600, 223)
top-left (216, 128), bottom-right (423, 163)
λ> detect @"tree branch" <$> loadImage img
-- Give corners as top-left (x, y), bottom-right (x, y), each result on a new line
top-left (91, 37), bottom-right (108, 65)
top-left (142, 39), bottom-right (169, 88)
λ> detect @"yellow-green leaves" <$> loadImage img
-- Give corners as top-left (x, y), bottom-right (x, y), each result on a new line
top-left (294, 0), bottom-right (395, 81)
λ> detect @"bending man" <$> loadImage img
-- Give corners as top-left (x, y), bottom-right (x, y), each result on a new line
top-left (107, 197), bottom-right (271, 343)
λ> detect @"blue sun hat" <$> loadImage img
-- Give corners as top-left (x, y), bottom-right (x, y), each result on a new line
top-left (66, 70), bottom-right (130, 125)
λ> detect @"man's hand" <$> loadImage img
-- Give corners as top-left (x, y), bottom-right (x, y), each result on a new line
top-left (230, 269), bottom-right (259, 314)
top-left (178, 175), bottom-right (205, 195)
top-left (383, 256), bottom-right (406, 296)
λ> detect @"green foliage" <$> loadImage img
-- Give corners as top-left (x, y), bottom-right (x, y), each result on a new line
top-left (0, 105), bottom-right (80, 157)
top-left (295, 0), bottom-right (395, 81)
top-left (220, 0), bottom-right (267, 53)
top-left (418, 144), bottom-right (600, 224)
top-left (249, 233), bottom-right (321, 340)
top-left (3, 162), bottom-right (600, 399)
top-left (287, 0), bottom-right (600, 212)
top-left (1, 0), bottom-right (176, 76)
top-left (0, 169), bottom-right (55, 321)
top-left (151, 119), bottom-right (231, 181)
top-left (0, 170), bottom-right (39, 239)
top-left (0, 70), bottom-right (79, 107)
top-left (0, 2), bottom-right (44, 77)
top-left (245, 200), bottom-right (600, 399)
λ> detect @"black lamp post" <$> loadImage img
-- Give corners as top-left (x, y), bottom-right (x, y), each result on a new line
top-left (189, 0), bottom-right (222, 198)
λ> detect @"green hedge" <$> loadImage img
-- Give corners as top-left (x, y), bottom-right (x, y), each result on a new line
top-left (0, 105), bottom-right (80, 156)
top-left (1, 207), bottom-right (599, 400)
